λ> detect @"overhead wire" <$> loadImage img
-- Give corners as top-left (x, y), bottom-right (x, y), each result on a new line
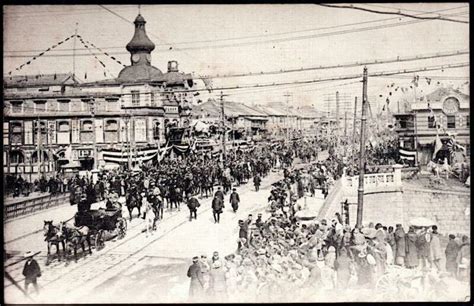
top-left (5, 7), bottom-right (468, 56)
top-left (316, 3), bottom-right (468, 24)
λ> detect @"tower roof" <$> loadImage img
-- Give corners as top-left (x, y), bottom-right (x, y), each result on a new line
top-left (126, 14), bottom-right (155, 53)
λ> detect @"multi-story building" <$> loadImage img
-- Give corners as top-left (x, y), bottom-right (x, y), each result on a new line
top-left (3, 13), bottom-right (194, 179)
top-left (393, 87), bottom-right (470, 165)
top-left (192, 99), bottom-right (268, 140)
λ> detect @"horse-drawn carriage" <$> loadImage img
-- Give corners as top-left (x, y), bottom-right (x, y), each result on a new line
top-left (74, 207), bottom-right (127, 251)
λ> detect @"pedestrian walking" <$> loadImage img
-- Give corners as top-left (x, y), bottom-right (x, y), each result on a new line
top-left (229, 188), bottom-right (240, 213)
top-left (253, 175), bottom-right (261, 192)
top-left (209, 251), bottom-right (227, 300)
top-left (22, 251), bottom-right (41, 295)
top-left (445, 234), bottom-right (459, 277)
top-left (394, 224), bottom-right (406, 266)
top-left (187, 256), bottom-right (204, 300)
top-left (212, 195), bottom-right (224, 224)
top-left (187, 196), bottom-right (200, 221)
top-left (429, 225), bottom-right (442, 271)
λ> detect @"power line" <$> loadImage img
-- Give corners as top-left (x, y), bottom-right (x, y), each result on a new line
top-left (5, 62), bottom-right (469, 98)
top-left (362, 3), bottom-right (469, 19)
top-left (316, 4), bottom-right (468, 24)
top-left (7, 8), bottom-right (466, 59)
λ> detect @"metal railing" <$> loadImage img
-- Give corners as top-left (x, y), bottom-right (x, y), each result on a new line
top-left (4, 193), bottom-right (70, 221)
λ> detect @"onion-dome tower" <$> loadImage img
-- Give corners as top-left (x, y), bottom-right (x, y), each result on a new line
top-left (117, 14), bottom-right (163, 82)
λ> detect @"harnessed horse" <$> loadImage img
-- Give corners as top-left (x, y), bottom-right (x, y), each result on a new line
top-left (125, 190), bottom-right (142, 221)
top-left (60, 221), bottom-right (92, 263)
top-left (43, 220), bottom-right (66, 265)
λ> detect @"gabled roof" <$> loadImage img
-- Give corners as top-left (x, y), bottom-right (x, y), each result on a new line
top-left (424, 87), bottom-right (469, 103)
top-left (193, 99), bottom-right (268, 118)
top-left (4, 73), bottom-right (81, 88)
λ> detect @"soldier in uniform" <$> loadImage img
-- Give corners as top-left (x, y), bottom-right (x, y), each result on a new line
top-left (229, 188), bottom-right (240, 213)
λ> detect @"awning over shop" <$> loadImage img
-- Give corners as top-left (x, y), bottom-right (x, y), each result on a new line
top-left (245, 116), bottom-right (268, 121)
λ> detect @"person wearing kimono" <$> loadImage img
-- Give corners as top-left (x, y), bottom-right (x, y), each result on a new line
top-left (405, 226), bottom-right (419, 269)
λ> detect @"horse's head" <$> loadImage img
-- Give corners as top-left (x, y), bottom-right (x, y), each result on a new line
top-left (43, 220), bottom-right (53, 236)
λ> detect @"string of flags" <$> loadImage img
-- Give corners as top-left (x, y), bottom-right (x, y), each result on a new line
top-left (7, 34), bottom-right (76, 76)
top-left (76, 36), bottom-right (115, 79)
top-left (76, 34), bottom-right (126, 68)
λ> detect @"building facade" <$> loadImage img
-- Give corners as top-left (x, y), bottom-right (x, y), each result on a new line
top-left (393, 87), bottom-right (470, 165)
top-left (3, 14), bottom-right (194, 179)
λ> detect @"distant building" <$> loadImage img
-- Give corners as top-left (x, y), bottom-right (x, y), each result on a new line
top-left (393, 87), bottom-right (470, 165)
top-left (192, 99), bottom-right (268, 140)
top-left (3, 13), bottom-right (194, 179)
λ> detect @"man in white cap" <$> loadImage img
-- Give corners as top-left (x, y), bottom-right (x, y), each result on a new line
top-left (22, 251), bottom-right (41, 295)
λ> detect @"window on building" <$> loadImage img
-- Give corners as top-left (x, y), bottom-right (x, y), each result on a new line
top-left (150, 92), bottom-right (155, 107)
top-left (105, 97), bottom-right (119, 112)
top-left (34, 100), bottom-right (47, 113)
top-left (58, 99), bottom-right (70, 112)
top-left (57, 121), bottom-right (70, 144)
top-left (10, 122), bottom-right (23, 145)
top-left (31, 151), bottom-right (49, 163)
top-left (104, 119), bottom-right (119, 143)
top-left (9, 150), bottom-right (25, 164)
top-left (10, 101), bottom-right (23, 113)
top-left (131, 91), bottom-right (140, 106)
top-left (80, 120), bottom-right (94, 143)
top-left (467, 115), bottom-right (470, 128)
top-left (153, 121), bottom-right (160, 140)
top-left (428, 116), bottom-right (436, 128)
top-left (447, 115), bottom-right (456, 129)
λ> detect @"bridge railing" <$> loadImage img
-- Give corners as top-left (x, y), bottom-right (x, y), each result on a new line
top-left (4, 193), bottom-right (70, 221)
top-left (341, 164), bottom-right (403, 192)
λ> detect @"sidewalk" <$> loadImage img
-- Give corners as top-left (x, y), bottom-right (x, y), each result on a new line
top-left (4, 192), bottom-right (53, 205)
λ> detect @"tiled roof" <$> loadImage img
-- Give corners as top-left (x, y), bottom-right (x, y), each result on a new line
top-left (425, 87), bottom-right (469, 103)
top-left (193, 100), bottom-right (268, 118)
top-left (4, 73), bottom-right (81, 87)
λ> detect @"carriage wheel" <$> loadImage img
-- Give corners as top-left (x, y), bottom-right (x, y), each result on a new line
top-left (116, 218), bottom-right (127, 239)
top-left (376, 273), bottom-right (399, 299)
top-left (95, 230), bottom-right (105, 251)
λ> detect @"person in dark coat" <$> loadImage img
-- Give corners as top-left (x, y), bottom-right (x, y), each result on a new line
top-left (214, 187), bottom-right (224, 202)
top-left (212, 196), bottom-right (224, 224)
top-left (445, 234), bottom-right (459, 277)
top-left (229, 188), bottom-right (240, 213)
top-left (253, 175), bottom-right (261, 192)
top-left (405, 226), bottom-right (419, 269)
top-left (187, 196), bottom-right (200, 221)
top-left (394, 224), bottom-right (406, 266)
top-left (187, 256), bottom-right (204, 300)
top-left (22, 252), bottom-right (41, 294)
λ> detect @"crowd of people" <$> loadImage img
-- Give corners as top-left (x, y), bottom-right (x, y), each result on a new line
top-left (4, 174), bottom-right (70, 198)
top-left (186, 164), bottom-right (471, 302)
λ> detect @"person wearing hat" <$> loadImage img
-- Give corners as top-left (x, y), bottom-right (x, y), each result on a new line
top-left (253, 173), bottom-right (261, 192)
top-left (214, 186), bottom-right (224, 202)
top-left (187, 256), bottom-right (204, 300)
top-left (445, 234), bottom-right (459, 277)
top-left (209, 251), bottom-right (227, 300)
top-left (212, 194), bottom-right (224, 224)
top-left (394, 224), bottom-right (406, 267)
top-left (199, 255), bottom-right (211, 292)
top-left (229, 188), bottom-right (240, 213)
top-left (22, 251), bottom-right (41, 295)
top-left (457, 235), bottom-right (470, 281)
top-left (238, 220), bottom-right (249, 252)
top-left (405, 226), bottom-right (419, 269)
top-left (187, 196), bottom-right (200, 221)
top-left (429, 225), bottom-right (442, 272)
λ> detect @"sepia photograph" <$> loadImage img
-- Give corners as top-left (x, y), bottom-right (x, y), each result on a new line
top-left (2, 3), bottom-right (471, 304)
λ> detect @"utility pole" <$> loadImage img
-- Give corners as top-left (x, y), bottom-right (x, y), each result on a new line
top-left (36, 117), bottom-right (42, 179)
top-left (73, 23), bottom-right (78, 82)
top-left (356, 67), bottom-right (368, 229)
top-left (124, 114), bottom-right (131, 169)
top-left (284, 92), bottom-right (291, 142)
top-left (352, 97), bottom-right (358, 164)
top-left (90, 98), bottom-right (97, 170)
top-left (336, 91), bottom-right (340, 137)
top-left (220, 91), bottom-right (227, 167)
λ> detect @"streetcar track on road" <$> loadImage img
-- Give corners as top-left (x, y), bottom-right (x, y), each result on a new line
top-left (6, 167), bottom-right (290, 302)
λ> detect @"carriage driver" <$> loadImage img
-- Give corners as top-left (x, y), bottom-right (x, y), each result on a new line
top-left (78, 193), bottom-right (91, 212)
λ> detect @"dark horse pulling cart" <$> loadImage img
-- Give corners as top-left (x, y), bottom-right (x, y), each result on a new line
top-left (74, 207), bottom-right (127, 251)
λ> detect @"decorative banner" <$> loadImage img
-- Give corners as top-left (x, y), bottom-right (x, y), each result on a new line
top-left (78, 34), bottom-right (125, 67)
top-left (7, 34), bottom-right (76, 75)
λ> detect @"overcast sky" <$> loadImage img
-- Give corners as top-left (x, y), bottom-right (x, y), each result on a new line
top-left (3, 4), bottom-right (470, 114)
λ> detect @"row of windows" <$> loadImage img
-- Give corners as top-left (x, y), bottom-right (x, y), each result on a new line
top-left (6, 120), bottom-right (161, 145)
top-left (8, 99), bottom-right (120, 114)
top-left (428, 115), bottom-right (469, 129)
